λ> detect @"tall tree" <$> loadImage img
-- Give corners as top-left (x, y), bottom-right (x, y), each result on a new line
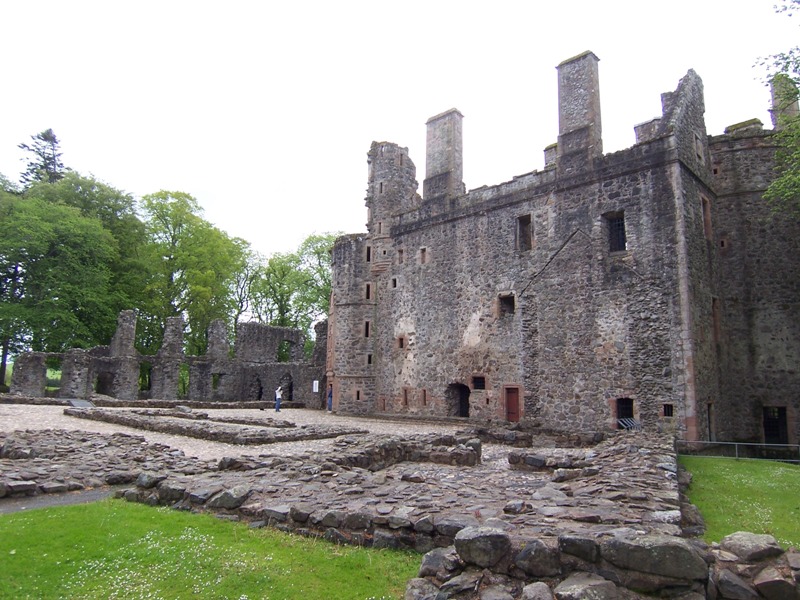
top-left (0, 192), bottom-right (117, 383)
top-left (248, 232), bottom-right (339, 356)
top-left (763, 0), bottom-right (800, 214)
top-left (26, 173), bottom-right (149, 316)
top-left (140, 191), bottom-right (243, 355)
top-left (18, 129), bottom-right (68, 186)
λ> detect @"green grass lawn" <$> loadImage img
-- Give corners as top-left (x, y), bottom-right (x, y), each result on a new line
top-left (0, 499), bottom-right (419, 600)
top-left (679, 456), bottom-right (800, 548)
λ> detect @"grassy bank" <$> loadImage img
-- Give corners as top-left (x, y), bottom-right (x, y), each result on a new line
top-left (679, 455), bottom-right (800, 548)
top-left (0, 499), bottom-right (418, 600)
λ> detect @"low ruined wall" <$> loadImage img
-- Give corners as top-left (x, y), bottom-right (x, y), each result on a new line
top-left (406, 528), bottom-right (800, 599)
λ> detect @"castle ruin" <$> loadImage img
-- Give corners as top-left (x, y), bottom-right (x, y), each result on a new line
top-left (11, 310), bottom-right (327, 407)
top-left (326, 51), bottom-right (800, 444)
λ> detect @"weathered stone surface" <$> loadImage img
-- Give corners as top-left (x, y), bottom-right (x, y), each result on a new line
top-left (716, 568), bottom-right (759, 600)
top-left (753, 566), bottom-right (798, 600)
top-left (504, 500), bottom-right (532, 514)
top-left (435, 514), bottom-right (480, 537)
top-left (418, 546), bottom-right (462, 579)
top-left (454, 527), bottom-right (511, 568)
top-left (404, 577), bottom-right (439, 600)
top-left (438, 569), bottom-right (483, 595)
top-left (136, 472), bottom-right (167, 489)
top-left (157, 481), bottom-right (186, 503)
top-left (558, 534), bottom-right (599, 563)
top-left (343, 511), bottom-right (372, 530)
top-left (262, 505), bottom-right (291, 522)
top-left (480, 584), bottom-right (515, 600)
top-left (105, 471), bottom-right (136, 485)
top-left (6, 480), bottom-right (37, 494)
top-left (554, 572), bottom-right (618, 600)
top-left (206, 485), bottom-right (251, 509)
top-left (522, 581), bottom-right (554, 600)
top-left (600, 535), bottom-right (707, 580)
top-left (289, 504), bottom-right (313, 523)
top-left (719, 532), bottom-right (785, 563)
top-left (515, 538), bottom-right (561, 577)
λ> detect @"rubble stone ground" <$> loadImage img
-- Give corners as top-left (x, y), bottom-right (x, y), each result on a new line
top-left (0, 405), bottom-right (683, 541)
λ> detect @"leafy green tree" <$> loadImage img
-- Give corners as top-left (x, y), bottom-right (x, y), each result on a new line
top-left (248, 232), bottom-right (339, 357)
top-left (26, 173), bottom-right (149, 316)
top-left (0, 173), bottom-right (19, 194)
top-left (140, 191), bottom-right (244, 355)
top-left (0, 192), bottom-right (117, 383)
top-left (296, 233), bottom-right (337, 322)
top-left (763, 0), bottom-right (800, 215)
top-left (250, 252), bottom-right (306, 328)
top-left (18, 128), bottom-right (68, 186)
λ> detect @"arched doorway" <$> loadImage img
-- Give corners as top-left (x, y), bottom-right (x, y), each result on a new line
top-left (445, 383), bottom-right (470, 417)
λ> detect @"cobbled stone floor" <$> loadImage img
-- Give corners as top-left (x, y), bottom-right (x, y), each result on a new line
top-left (0, 404), bottom-right (683, 540)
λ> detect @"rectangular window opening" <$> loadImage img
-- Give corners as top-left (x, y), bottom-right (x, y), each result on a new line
top-left (422, 389), bottom-right (427, 405)
top-left (364, 321), bottom-right (370, 338)
top-left (398, 249), bottom-right (404, 264)
top-left (403, 388), bottom-right (408, 406)
top-left (397, 336), bottom-right (405, 349)
top-left (517, 214), bottom-right (532, 251)
top-left (605, 211), bottom-right (627, 253)
top-left (356, 390), bottom-right (361, 401)
top-left (695, 133), bottom-right (705, 164)
top-left (391, 278), bottom-right (397, 289)
top-left (663, 403), bottom-right (674, 417)
top-left (420, 247), bottom-right (428, 264)
top-left (499, 294), bottom-right (515, 315)
top-left (366, 246), bottom-right (372, 262)
top-left (472, 376), bottom-right (486, 390)
top-left (701, 196), bottom-right (713, 241)
top-left (367, 353), bottom-right (373, 365)
top-left (365, 283), bottom-right (371, 300)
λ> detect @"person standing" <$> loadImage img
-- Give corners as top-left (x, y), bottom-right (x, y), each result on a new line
top-left (275, 385), bottom-right (282, 412)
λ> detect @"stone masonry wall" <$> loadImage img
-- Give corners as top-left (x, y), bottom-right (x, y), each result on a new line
top-left (328, 51), bottom-right (800, 445)
top-left (711, 126), bottom-right (800, 444)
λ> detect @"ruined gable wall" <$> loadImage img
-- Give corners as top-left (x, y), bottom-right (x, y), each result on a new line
top-left (655, 70), bottom-right (721, 442)
top-left (710, 128), bottom-right (800, 444)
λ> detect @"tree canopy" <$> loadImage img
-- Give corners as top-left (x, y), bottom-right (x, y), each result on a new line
top-left (1, 129), bottom-right (339, 380)
top-left (762, 0), bottom-right (800, 215)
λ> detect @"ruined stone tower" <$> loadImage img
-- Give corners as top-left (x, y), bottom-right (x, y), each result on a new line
top-left (327, 51), bottom-right (800, 445)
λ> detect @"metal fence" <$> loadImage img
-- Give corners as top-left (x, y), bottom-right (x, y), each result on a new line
top-left (676, 440), bottom-right (800, 463)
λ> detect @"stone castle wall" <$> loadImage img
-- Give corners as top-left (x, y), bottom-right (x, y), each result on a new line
top-left (328, 51), bottom-right (800, 445)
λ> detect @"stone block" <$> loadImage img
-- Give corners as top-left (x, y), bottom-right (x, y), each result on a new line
top-left (454, 527), bottom-right (511, 568)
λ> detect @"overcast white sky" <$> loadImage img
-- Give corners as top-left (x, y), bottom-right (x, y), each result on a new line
top-left (1, 1), bottom-right (796, 256)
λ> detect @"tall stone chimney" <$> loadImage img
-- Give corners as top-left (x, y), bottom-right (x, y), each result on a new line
top-left (423, 108), bottom-right (464, 200)
top-left (556, 51), bottom-right (602, 172)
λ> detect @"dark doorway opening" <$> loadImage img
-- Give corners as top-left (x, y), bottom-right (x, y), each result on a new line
top-left (616, 397), bottom-right (635, 429)
top-left (446, 383), bottom-right (470, 417)
top-left (280, 372), bottom-right (294, 401)
top-left (763, 407), bottom-right (788, 445)
top-left (94, 371), bottom-right (115, 396)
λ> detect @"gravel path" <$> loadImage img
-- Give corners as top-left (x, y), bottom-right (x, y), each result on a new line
top-left (0, 405), bottom-right (465, 461)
